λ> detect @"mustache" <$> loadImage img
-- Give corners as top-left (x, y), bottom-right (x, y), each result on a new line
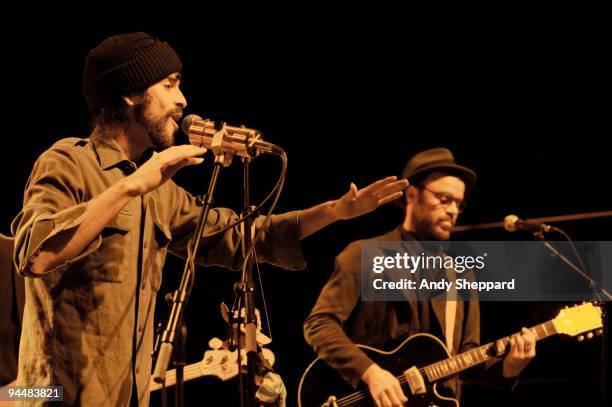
top-left (437, 216), bottom-right (455, 225)
top-left (168, 109), bottom-right (183, 118)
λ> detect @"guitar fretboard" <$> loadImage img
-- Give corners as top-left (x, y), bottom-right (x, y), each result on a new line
top-left (422, 320), bottom-right (556, 382)
top-left (150, 363), bottom-right (208, 391)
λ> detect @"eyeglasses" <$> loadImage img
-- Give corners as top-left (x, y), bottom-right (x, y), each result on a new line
top-left (421, 186), bottom-right (466, 213)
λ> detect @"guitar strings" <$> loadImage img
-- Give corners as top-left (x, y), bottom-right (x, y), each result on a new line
top-left (156, 364), bottom-right (203, 387)
top-left (336, 345), bottom-right (495, 405)
top-left (335, 374), bottom-right (415, 406)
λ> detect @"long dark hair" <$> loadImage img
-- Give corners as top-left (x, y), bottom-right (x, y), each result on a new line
top-left (89, 90), bottom-right (149, 131)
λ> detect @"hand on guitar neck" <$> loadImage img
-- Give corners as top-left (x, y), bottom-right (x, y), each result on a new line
top-left (502, 327), bottom-right (536, 378)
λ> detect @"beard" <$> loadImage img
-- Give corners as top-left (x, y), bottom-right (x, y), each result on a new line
top-left (134, 96), bottom-right (179, 150)
top-left (413, 216), bottom-right (453, 241)
top-left (411, 196), bottom-right (454, 241)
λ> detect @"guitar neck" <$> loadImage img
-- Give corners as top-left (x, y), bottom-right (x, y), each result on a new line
top-left (423, 319), bottom-right (557, 383)
top-left (150, 362), bottom-right (206, 392)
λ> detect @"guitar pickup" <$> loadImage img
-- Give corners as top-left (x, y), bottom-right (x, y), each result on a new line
top-left (403, 366), bottom-right (426, 395)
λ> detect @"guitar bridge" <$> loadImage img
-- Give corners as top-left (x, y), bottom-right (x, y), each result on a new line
top-left (403, 366), bottom-right (426, 395)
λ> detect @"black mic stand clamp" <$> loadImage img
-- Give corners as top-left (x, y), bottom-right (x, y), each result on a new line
top-left (211, 126), bottom-right (236, 167)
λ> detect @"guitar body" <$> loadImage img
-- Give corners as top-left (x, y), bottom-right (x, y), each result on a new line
top-left (299, 303), bottom-right (604, 407)
top-left (298, 334), bottom-right (458, 407)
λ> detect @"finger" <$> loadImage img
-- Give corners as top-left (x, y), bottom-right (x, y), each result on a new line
top-left (522, 327), bottom-right (536, 355)
top-left (378, 192), bottom-right (404, 205)
top-left (160, 146), bottom-right (203, 166)
top-left (377, 392), bottom-right (391, 407)
top-left (385, 387), bottom-right (403, 407)
top-left (522, 327), bottom-right (535, 340)
top-left (374, 180), bottom-right (410, 199)
top-left (180, 145), bottom-right (208, 156)
top-left (392, 383), bottom-right (408, 405)
top-left (514, 333), bottom-right (525, 355)
top-left (186, 157), bottom-right (205, 166)
top-left (177, 156), bottom-right (205, 167)
top-left (527, 345), bottom-right (536, 357)
top-left (169, 144), bottom-right (207, 159)
top-left (509, 336), bottom-right (518, 357)
top-left (349, 182), bottom-right (358, 201)
top-left (362, 176), bottom-right (398, 193)
top-left (166, 157), bottom-right (204, 175)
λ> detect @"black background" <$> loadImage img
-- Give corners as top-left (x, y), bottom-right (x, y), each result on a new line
top-left (1, 12), bottom-right (609, 406)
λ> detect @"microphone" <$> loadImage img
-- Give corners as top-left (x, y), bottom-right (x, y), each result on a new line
top-left (504, 214), bottom-right (554, 233)
top-left (181, 114), bottom-right (283, 158)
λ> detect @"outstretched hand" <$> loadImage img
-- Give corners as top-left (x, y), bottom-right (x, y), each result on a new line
top-left (124, 145), bottom-right (207, 196)
top-left (331, 176), bottom-right (409, 220)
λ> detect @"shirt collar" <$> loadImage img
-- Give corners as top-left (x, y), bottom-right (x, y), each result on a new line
top-left (90, 128), bottom-right (134, 172)
top-left (399, 226), bottom-right (418, 242)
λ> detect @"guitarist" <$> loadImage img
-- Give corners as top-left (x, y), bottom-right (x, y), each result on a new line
top-left (304, 148), bottom-right (536, 407)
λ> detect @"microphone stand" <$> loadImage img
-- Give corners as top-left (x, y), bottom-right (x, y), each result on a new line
top-left (238, 156), bottom-right (258, 407)
top-left (152, 147), bottom-right (232, 407)
top-left (533, 230), bottom-right (610, 407)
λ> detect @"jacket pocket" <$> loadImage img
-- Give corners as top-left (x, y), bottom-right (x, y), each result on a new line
top-left (85, 210), bottom-right (133, 283)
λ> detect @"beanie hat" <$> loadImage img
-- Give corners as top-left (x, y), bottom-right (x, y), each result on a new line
top-left (83, 32), bottom-right (182, 112)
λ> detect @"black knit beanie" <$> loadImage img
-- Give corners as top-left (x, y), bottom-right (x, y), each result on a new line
top-left (83, 32), bottom-right (183, 112)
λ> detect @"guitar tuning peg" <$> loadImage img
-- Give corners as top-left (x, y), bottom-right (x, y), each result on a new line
top-left (587, 332), bottom-right (594, 340)
top-left (208, 337), bottom-right (224, 350)
top-left (577, 335), bottom-right (584, 342)
top-left (220, 302), bottom-right (230, 323)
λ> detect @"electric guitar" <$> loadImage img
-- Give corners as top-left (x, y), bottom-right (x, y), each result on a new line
top-left (298, 302), bottom-right (603, 407)
top-left (151, 306), bottom-right (275, 392)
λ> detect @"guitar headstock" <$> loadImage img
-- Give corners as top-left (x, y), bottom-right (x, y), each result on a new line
top-left (200, 349), bottom-right (239, 381)
top-left (552, 303), bottom-right (603, 338)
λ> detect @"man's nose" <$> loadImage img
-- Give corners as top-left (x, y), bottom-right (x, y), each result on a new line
top-left (446, 201), bottom-right (460, 215)
top-left (176, 88), bottom-right (187, 109)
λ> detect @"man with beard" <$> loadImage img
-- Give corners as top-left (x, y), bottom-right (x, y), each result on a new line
top-left (303, 148), bottom-right (536, 407)
top-left (10, 32), bottom-right (408, 406)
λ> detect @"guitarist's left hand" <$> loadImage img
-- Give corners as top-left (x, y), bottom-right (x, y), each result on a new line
top-left (502, 327), bottom-right (536, 378)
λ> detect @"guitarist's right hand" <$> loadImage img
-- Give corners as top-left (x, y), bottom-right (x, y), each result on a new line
top-left (361, 364), bottom-right (408, 407)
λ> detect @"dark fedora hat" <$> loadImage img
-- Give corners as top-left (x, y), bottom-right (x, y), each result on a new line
top-left (396, 148), bottom-right (477, 208)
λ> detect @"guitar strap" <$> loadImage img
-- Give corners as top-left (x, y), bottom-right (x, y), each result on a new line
top-left (445, 267), bottom-right (458, 352)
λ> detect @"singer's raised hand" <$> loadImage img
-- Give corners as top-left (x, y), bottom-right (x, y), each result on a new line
top-left (331, 176), bottom-right (409, 220)
top-left (123, 145), bottom-right (207, 196)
